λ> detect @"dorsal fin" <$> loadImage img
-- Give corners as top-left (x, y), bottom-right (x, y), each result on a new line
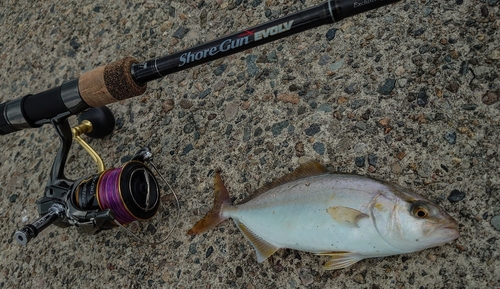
top-left (240, 160), bottom-right (328, 204)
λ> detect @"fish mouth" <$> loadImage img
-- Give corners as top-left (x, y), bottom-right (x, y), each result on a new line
top-left (438, 222), bottom-right (460, 241)
top-left (441, 221), bottom-right (458, 230)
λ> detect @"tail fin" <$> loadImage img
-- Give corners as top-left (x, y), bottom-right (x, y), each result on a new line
top-left (187, 171), bottom-right (232, 235)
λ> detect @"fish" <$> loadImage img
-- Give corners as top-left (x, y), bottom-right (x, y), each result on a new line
top-left (187, 161), bottom-right (460, 270)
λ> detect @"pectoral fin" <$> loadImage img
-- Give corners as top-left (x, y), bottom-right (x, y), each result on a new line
top-left (317, 252), bottom-right (364, 270)
top-left (234, 220), bottom-right (279, 262)
top-left (327, 206), bottom-right (368, 227)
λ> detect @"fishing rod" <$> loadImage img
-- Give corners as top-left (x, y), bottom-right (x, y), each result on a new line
top-left (2, 0), bottom-right (400, 245)
top-left (0, 0), bottom-right (399, 135)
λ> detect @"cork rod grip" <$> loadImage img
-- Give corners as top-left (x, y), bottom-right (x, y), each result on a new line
top-left (78, 57), bottom-right (147, 107)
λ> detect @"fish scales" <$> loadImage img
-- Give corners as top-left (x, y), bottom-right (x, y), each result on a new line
top-left (188, 161), bottom-right (459, 270)
top-left (224, 174), bottom-right (394, 254)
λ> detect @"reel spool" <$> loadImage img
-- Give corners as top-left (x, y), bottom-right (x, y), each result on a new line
top-left (73, 161), bottom-right (160, 229)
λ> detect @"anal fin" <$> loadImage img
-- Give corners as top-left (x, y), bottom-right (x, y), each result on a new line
top-left (234, 220), bottom-right (279, 262)
top-left (317, 252), bottom-right (364, 270)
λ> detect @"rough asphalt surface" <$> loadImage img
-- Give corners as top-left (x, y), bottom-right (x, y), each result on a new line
top-left (0, 0), bottom-right (499, 288)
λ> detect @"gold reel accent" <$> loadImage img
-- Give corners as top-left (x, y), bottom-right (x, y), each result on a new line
top-left (71, 120), bottom-right (106, 173)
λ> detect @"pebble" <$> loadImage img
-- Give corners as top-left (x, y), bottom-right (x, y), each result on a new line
top-left (444, 132), bottom-right (457, 144)
top-left (461, 104), bottom-right (477, 111)
top-left (491, 215), bottom-right (500, 231)
top-left (179, 99), bottom-right (193, 109)
top-left (355, 156), bottom-right (365, 167)
top-left (205, 246), bottom-right (214, 258)
top-left (146, 224), bottom-right (156, 235)
top-left (355, 121), bottom-right (367, 130)
top-left (318, 54), bottom-right (331, 66)
top-left (448, 189), bottom-right (466, 202)
top-left (391, 162), bottom-right (402, 174)
top-left (251, 0), bottom-right (262, 7)
top-left (326, 28), bottom-right (337, 41)
top-left (299, 268), bottom-right (314, 286)
top-left (459, 61), bottom-right (469, 75)
top-left (351, 99), bottom-right (366, 110)
top-left (295, 142), bottom-right (305, 157)
top-left (271, 120), bottom-right (289, 136)
top-left (330, 59), bottom-right (344, 71)
top-left (69, 36), bottom-right (80, 50)
top-left (368, 154), bottom-right (378, 166)
top-left (423, 7), bottom-right (433, 17)
top-left (73, 261), bottom-right (84, 268)
top-left (213, 80), bottom-right (226, 92)
top-left (246, 55), bottom-right (259, 77)
top-left (277, 93), bottom-right (299, 104)
top-left (9, 194), bottom-right (18, 203)
top-left (480, 5), bottom-right (489, 17)
top-left (305, 123), bottom-right (321, 136)
top-left (181, 143), bottom-right (194, 155)
top-left (225, 124), bottom-right (233, 136)
top-left (379, 118), bottom-right (390, 127)
top-left (313, 142), bottom-right (325, 155)
top-left (267, 51), bottom-right (278, 62)
top-left (417, 88), bottom-right (428, 107)
top-left (173, 26), bottom-right (189, 39)
top-left (378, 78), bottom-right (396, 95)
top-left (162, 99), bottom-right (174, 112)
top-left (353, 273), bottom-right (365, 284)
top-left (316, 103), bottom-right (331, 113)
top-left (482, 90), bottom-right (498, 105)
top-left (413, 28), bottom-right (426, 37)
top-left (345, 83), bottom-right (356, 94)
top-left (354, 142), bottom-right (367, 154)
top-left (235, 266), bottom-right (243, 278)
top-left (427, 253), bottom-right (437, 262)
top-left (224, 102), bottom-right (239, 121)
top-left (445, 83), bottom-right (459, 93)
top-left (198, 88), bottom-right (211, 99)
top-left (412, 55), bottom-right (423, 66)
top-left (213, 64), bottom-right (227, 76)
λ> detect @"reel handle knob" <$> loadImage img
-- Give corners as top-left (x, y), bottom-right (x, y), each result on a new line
top-left (77, 106), bottom-right (115, 138)
top-left (14, 204), bottom-right (64, 245)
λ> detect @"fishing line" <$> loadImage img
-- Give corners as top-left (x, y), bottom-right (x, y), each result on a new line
top-left (110, 161), bottom-right (181, 246)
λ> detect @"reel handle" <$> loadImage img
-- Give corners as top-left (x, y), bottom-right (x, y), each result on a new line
top-left (14, 203), bottom-right (64, 245)
top-left (77, 106), bottom-right (115, 139)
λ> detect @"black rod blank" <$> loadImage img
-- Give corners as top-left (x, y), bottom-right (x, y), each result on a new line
top-left (0, 0), bottom-right (399, 135)
top-left (131, 0), bottom-right (399, 84)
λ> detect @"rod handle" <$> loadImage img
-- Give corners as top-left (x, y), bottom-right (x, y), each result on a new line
top-left (78, 56), bottom-right (147, 107)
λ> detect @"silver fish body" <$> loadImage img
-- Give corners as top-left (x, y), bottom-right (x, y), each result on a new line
top-left (188, 161), bottom-right (459, 270)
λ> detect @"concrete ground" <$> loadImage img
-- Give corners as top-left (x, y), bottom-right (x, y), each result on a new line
top-left (0, 0), bottom-right (499, 288)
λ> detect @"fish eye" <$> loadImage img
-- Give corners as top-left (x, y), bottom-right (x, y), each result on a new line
top-left (411, 203), bottom-right (430, 219)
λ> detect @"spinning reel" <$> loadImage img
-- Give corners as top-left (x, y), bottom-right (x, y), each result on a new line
top-left (13, 107), bottom-right (166, 245)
